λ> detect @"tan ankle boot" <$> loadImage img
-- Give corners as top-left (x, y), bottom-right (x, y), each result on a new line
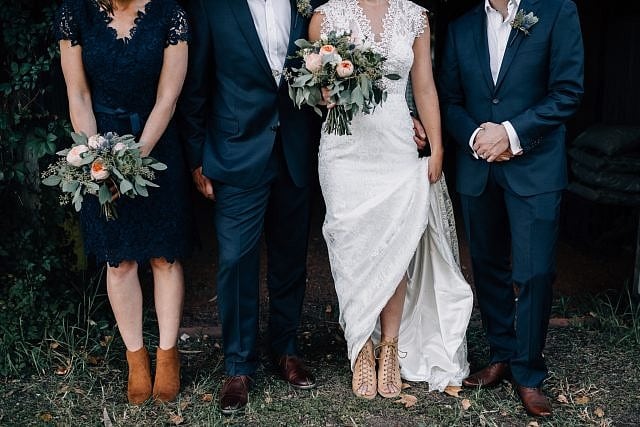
top-left (376, 337), bottom-right (402, 398)
top-left (126, 347), bottom-right (152, 405)
top-left (153, 346), bottom-right (180, 402)
top-left (352, 338), bottom-right (376, 399)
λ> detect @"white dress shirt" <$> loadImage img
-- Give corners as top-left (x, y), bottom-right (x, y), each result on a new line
top-left (247, 0), bottom-right (291, 81)
top-left (469, 0), bottom-right (523, 158)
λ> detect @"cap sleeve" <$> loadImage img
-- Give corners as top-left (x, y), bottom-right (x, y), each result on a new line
top-left (166, 3), bottom-right (190, 47)
top-left (407, 2), bottom-right (429, 39)
top-left (54, 0), bottom-right (81, 46)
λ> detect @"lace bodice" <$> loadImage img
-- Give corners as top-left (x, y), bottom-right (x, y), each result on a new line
top-left (316, 0), bottom-right (427, 95)
top-left (54, 0), bottom-right (190, 114)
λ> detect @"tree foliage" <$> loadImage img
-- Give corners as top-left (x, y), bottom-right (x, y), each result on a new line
top-left (0, 0), bottom-right (86, 376)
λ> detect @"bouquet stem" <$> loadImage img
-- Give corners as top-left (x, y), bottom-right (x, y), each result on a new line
top-left (324, 106), bottom-right (352, 136)
top-left (102, 202), bottom-right (118, 221)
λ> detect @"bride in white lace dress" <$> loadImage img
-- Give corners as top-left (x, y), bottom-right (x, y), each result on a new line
top-left (310, 0), bottom-right (474, 398)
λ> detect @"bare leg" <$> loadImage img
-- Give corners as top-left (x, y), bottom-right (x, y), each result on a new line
top-left (107, 261), bottom-right (144, 351)
top-left (377, 275), bottom-right (408, 396)
top-left (150, 258), bottom-right (185, 350)
top-left (380, 275), bottom-right (407, 338)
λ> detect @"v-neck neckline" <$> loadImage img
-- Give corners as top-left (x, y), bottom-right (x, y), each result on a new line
top-left (96, 0), bottom-right (154, 44)
top-left (354, 0), bottom-right (393, 45)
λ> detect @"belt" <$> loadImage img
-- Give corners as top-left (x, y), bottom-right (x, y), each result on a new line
top-left (93, 103), bottom-right (146, 136)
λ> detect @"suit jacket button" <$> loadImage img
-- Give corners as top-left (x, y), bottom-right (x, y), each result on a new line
top-left (492, 98), bottom-right (500, 104)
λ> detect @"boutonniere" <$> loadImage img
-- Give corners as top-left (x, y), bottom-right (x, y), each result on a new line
top-left (511, 10), bottom-right (539, 36)
top-left (297, 0), bottom-right (313, 18)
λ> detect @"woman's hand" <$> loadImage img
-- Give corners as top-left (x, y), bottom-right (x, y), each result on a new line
top-left (428, 151), bottom-right (443, 183)
top-left (320, 87), bottom-right (336, 109)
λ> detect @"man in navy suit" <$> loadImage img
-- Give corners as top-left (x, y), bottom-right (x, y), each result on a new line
top-left (179, 0), bottom-right (323, 414)
top-left (439, 0), bottom-right (583, 416)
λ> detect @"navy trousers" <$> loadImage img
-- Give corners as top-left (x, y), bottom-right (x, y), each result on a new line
top-left (460, 165), bottom-right (561, 388)
top-left (213, 137), bottom-right (310, 376)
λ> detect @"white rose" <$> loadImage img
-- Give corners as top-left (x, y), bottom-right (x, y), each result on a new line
top-left (88, 134), bottom-right (107, 149)
top-left (66, 145), bottom-right (89, 167)
top-left (90, 159), bottom-right (110, 181)
top-left (112, 142), bottom-right (127, 153)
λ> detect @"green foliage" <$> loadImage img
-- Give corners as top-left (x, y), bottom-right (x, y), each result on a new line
top-left (0, 1), bottom-right (104, 376)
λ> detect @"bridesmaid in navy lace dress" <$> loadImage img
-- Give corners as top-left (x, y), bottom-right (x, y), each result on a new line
top-left (55, 0), bottom-right (191, 404)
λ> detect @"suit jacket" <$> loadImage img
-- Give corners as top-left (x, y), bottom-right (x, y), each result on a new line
top-left (179, 0), bottom-right (323, 188)
top-left (439, 0), bottom-right (584, 197)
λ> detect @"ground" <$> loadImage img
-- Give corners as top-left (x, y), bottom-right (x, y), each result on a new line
top-left (1, 194), bottom-right (639, 426)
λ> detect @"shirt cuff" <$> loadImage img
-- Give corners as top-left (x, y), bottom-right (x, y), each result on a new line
top-left (468, 127), bottom-right (482, 159)
top-left (502, 121), bottom-right (523, 155)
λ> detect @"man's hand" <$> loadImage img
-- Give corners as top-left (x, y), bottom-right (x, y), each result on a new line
top-left (495, 148), bottom-right (514, 162)
top-left (473, 122), bottom-right (509, 162)
top-left (192, 166), bottom-right (215, 200)
top-left (412, 116), bottom-right (427, 150)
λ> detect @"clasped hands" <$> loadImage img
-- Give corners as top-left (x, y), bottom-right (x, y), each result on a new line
top-left (473, 122), bottom-right (520, 162)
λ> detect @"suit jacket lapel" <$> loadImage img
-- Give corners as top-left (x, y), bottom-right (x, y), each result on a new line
top-left (495, 0), bottom-right (539, 91)
top-left (228, 0), bottom-right (275, 83)
top-left (473, 7), bottom-right (495, 92)
top-left (281, 0), bottom-right (305, 86)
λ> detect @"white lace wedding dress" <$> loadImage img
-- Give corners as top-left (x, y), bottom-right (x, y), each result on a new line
top-left (316, 0), bottom-right (474, 391)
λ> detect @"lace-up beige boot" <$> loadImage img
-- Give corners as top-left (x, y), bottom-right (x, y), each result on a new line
top-left (376, 336), bottom-right (402, 398)
top-left (352, 338), bottom-right (376, 399)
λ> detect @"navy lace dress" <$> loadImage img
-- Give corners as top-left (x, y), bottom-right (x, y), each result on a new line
top-left (54, 0), bottom-right (193, 266)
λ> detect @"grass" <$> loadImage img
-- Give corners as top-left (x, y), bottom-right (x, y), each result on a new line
top-left (2, 291), bottom-right (640, 427)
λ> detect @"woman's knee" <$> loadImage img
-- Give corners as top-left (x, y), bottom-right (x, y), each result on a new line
top-left (149, 257), bottom-right (181, 272)
top-left (107, 260), bottom-right (138, 282)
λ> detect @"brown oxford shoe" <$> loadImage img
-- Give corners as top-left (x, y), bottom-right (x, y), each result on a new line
top-left (274, 355), bottom-right (317, 390)
top-left (515, 384), bottom-right (553, 417)
top-left (462, 362), bottom-right (511, 388)
top-left (219, 375), bottom-right (251, 415)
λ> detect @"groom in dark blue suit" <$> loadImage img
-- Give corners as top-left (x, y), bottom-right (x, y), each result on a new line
top-left (179, 0), bottom-right (323, 414)
top-left (440, 0), bottom-right (583, 416)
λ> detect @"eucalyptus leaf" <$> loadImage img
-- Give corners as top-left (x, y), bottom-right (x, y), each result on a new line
top-left (41, 175), bottom-right (61, 186)
top-left (148, 162), bottom-right (167, 171)
top-left (62, 180), bottom-right (79, 193)
top-left (120, 179), bottom-right (133, 194)
top-left (98, 184), bottom-right (112, 204)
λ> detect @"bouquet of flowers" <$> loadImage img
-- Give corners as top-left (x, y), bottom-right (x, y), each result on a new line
top-left (41, 132), bottom-right (166, 220)
top-left (286, 31), bottom-right (400, 136)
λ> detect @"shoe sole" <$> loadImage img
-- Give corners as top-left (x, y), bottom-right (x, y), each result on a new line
top-left (220, 406), bottom-right (245, 416)
top-left (288, 382), bottom-right (317, 390)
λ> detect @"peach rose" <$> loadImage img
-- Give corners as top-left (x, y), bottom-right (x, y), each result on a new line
top-left (304, 52), bottom-right (323, 72)
top-left (88, 134), bottom-right (107, 149)
top-left (319, 44), bottom-right (336, 56)
top-left (66, 145), bottom-right (89, 167)
top-left (336, 60), bottom-right (354, 78)
top-left (90, 159), bottom-right (110, 181)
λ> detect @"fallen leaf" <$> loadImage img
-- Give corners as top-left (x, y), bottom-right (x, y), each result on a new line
top-left (325, 304), bottom-right (333, 314)
top-left (265, 394), bottom-right (273, 404)
top-left (461, 399), bottom-right (471, 411)
top-left (49, 341), bottom-right (60, 349)
top-left (40, 412), bottom-right (53, 422)
top-left (180, 333), bottom-right (190, 342)
top-left (179, 401), bottom-right (188, 411)
top-left (575, 395), bottom-right (590, 405)
top-left (100, 336), bottom-right (113, 347)
top-left (594, 407), bottom-right (605, 418)
top-left (102, 408), bottom-right (113, 427)
top-left (527, 422), bottom-right (539, 427)
top-left (401, 383), bottom-right (411, 390)
top-left (201, 393), bottom-right (213, 402)
top-left (394, 393), bottom-right (418, 408)
top-left (557, 394), bottom-right (569, 404)
top-left (55, 365), bottom-right (69, 376)
top-left (444, 385), bottom-right (462, 398)
top-left (169, 413), bottom-right (184, 425)
top-left (87, 355), bottom-right (102, 366)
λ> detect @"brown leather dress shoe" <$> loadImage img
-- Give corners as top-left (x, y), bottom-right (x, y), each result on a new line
top-left (515, 384), bottom-right (552, 417)
top-left (275, 355), bottom-right (317, 389)
top-left (219, 375), bottom-right (251, 415)
top-left (462, 362), bottom-right (510, 388)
